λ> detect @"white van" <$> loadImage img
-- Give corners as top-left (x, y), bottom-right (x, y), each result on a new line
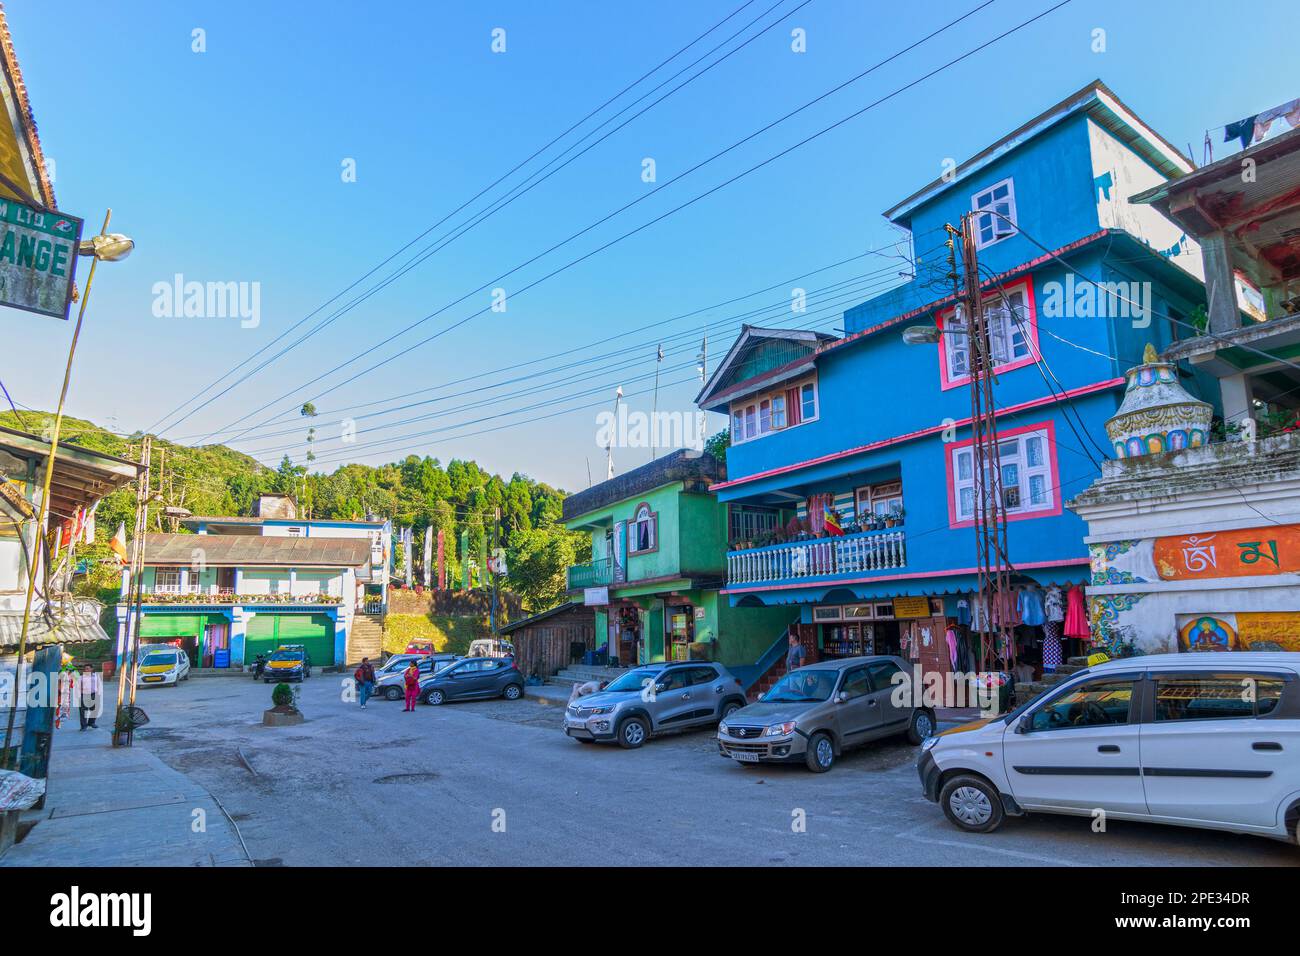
top-left (919, 652), bottom-right (1300, 847)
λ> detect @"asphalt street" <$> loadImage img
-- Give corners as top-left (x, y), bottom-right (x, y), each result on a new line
top-left (127, 674), bottom-right (1299, 867)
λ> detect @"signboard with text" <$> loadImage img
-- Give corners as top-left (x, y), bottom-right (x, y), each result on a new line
top-left (0, 198), bottom-right (82, 319)
top-left (1154, 524), bottom-right (1300, 581)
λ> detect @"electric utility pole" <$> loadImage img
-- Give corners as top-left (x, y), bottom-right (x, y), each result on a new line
top-left (115, 435), bottom-right (153, 739)
top-left (948, 215), bottom-right (1015, 673)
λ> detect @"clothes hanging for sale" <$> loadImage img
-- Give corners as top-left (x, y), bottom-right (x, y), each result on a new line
top-left (1043, 620), bottom-right (1063, 671)
top-left (1252, 98), bottom-right (1300, 143)
top-left (1224, 114), bottom-right (1258, 150)
top-left (1044, 585), bottom-right (1066, 623)
top-left (956, 597), bottom-right (970, 627)
top-left (1017, 587), bottom-right (1045, 627)
top-left (1064, 584), bottom-right (1089, 639)
top-left (970, 595), bottom-right (989, 633)
top-left (946, 626), bottom-right (958, 669)
top-left (990, 590), bottom-right (1021, 630)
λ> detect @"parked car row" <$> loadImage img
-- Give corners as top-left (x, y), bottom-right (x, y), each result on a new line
top-left (563, 651), bottom-right (1300, 851)
top-left (369, 652), bottom-right (524, 705)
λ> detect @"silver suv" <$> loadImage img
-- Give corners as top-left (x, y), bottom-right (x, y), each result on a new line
top-left (564, 662), bottom-right (748, 749)
top-left (718, 656), bottom-right (937, 772)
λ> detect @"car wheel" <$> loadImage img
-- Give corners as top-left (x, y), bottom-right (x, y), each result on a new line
top-left (616, 716), bottom-right (649, 749)
top-left (939, 774), bottom-right (1005, 834)
top-left (502, 683), bottom-right (523, 701)
top-left (719, 701), bottom-right (743, 722)
top-left (423, 689), bottom-right (445, 706)
top-left (384, 686), bottom-right (402, 701)
top-left (906, 709), bottom-right (936, 745)
top-left (805, 732), bottom-right (835, 773)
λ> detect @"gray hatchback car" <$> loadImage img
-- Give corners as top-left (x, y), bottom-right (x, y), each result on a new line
top-left (718, 656), bottom-right (936, 772)
top-left (564, 661), bottom-right (748, 748)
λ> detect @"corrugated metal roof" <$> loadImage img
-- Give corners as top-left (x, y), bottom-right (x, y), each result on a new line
top-left (0, 605), bottom-right (109, 648)
top-left (141, 533), bottom-right (371, 568)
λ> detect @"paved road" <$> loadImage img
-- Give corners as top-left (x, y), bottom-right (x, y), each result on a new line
top-left (128, 674), bottom-right (1298, 867)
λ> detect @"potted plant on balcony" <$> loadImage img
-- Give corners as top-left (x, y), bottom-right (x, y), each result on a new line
top-left (893, 506), bottom-right (906, 528)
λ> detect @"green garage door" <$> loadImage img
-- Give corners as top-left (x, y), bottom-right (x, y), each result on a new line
top-left (244, 614), bottom-right (335, 666)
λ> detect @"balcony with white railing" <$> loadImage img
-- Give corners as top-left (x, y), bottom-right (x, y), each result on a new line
top-left (726, 528), bottom-right (907, 588)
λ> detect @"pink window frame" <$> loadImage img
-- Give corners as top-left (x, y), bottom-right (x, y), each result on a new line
top-left (944, 419), bottom-right (1062, 529)
top-left (936, 276), bottom-right (1039, 391)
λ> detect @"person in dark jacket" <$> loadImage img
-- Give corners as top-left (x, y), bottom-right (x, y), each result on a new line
top-left (354, 658), bottom-right (377, 708)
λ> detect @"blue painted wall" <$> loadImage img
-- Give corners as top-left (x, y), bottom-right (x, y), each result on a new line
top-left (713, 106), bottom-right (1216, 606)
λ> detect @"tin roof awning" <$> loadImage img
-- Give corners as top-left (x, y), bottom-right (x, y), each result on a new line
top-left (0, 426), bottom-right (141, 522)
top-left (141, 533), bottom-right (372, 568)
top-left (0, 602), bottom-right (110, 649)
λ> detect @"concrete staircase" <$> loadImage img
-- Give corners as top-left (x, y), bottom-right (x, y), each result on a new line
top-left (1012, 656), bottom-right (1091, 707)
top-left (550, 664), bottom-right (631, 688)
top-left (347, 613), bottom-right (385, 666)
top-left (747, 659), bottom-right (788, 702)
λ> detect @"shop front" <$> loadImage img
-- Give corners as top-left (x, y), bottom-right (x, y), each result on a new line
top-left (139, 612), bottom-right (232, 668)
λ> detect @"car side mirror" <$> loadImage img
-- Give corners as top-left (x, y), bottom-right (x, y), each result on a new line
top-left (655, 683), bottom-right (667, 694)
top-left (1016, 715), bottom-right (1032, 735)
top-left (836, 693), bottom-right (848, 704)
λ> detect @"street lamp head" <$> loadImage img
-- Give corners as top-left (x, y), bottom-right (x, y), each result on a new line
top-left (78, 233), bottom-right (134, 261)
top-left (902, 324), bottom-right (942, 345)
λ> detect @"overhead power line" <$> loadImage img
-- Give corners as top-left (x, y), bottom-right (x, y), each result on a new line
top-left (201, 0), bottom-right (1052, 446)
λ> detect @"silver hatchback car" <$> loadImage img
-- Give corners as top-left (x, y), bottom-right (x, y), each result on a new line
top-left (564, 661), bottom-right (748, 749)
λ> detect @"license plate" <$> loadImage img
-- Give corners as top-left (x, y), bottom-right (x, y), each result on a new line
top-left (564, 718), bottom-right (584, 728)
top-left (143, 676), bottom-right (162, 682)
top-left (731, 751), bottom-right (760, 763)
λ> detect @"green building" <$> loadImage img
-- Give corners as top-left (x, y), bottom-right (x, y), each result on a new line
top-left (563, 450), bottom-right (793, 671)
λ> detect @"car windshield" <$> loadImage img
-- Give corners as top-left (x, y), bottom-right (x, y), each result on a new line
top-left (763, 669), bottom-right (838, 703)
top-left (603, 669), bottom-right (658, 693)
top-left (270, 650), bottom-right (301, 661)
top-left (141, 651), bottom-right (177, 666)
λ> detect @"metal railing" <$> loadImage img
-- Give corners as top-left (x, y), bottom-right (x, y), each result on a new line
top-left (726, 529), bottom-right (907, 587)
top-left (566, 556), bottom-right (613, 590)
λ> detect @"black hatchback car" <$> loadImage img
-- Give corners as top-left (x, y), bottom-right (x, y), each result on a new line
top-left (418, 656), bottom-right (524, 705)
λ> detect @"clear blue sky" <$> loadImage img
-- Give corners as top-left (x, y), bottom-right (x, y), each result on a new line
top-left (3, 0), bottom-right (1294, 491)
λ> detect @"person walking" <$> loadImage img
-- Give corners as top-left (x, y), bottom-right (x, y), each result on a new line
top-left (354, 657), bottom-right (377, 709)
top-left (78, 664), bottom-right (102, 730)
top-left (402, 659), bottom-right (421, 712)
top-left (785, 630), bottom-right (805, 673)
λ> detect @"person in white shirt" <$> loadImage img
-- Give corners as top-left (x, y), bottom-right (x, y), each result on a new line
top-left (78, 665), bottom-right (102, 730)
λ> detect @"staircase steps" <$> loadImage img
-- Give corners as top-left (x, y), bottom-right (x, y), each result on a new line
top-left (1012, 656), bottom-right (1095, 706)
top-left (346, 612), bottom-right (385, 666)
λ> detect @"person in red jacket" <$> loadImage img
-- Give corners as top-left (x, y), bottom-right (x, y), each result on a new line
top-left (402, 660), bottom-right (421, 712)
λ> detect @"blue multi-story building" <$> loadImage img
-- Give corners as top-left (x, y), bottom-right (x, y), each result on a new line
top-left (696, 81), bottom-right (1233, 677)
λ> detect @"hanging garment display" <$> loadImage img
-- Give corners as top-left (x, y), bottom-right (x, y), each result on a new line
top-left (1252, 98), bottom-right (1300, 143)
top-left (1064, 585), bottom-right (1089, 640)
top-left (1224, 114), bottom-right (1258, 150)
top-left (1043, 620), bottom-right (1063, 671)
top-left (990, 590), bottom-right (1021, 629)
top-left (946, 625), bottom-right (958, 669)
top-left (956, 596), bottom-right (970, 627)
top-left (1044, 585), bottom-right (1066, 623)
top-left (1017, 587), bottom-right (1045, 627)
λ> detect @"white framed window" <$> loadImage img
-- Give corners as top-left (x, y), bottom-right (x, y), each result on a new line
top-left (628, 503), bottom-right (657, 554)
top-left (154, 568), bottom-right (181, 593)
top-left (941, 284), bottom-right (1034, 384)
top-left (728, 376), bottom-right (817, 444)
top-left (799, 382), bottom-right (817, 422)
top-left (972, 178), bottom-right (1017, 249)
top-left (951, 427), bottom-right (1053, 522)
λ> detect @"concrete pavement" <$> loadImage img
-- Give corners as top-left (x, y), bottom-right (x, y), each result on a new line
top-left (1, 684), bottom-right (251, 867)
top-left (43, 672), bottom-right (1293, 868)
